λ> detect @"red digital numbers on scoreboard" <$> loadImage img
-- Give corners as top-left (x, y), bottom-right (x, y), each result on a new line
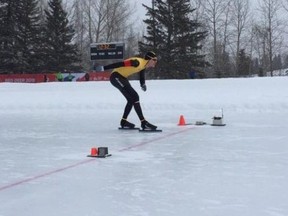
top-left (96, 44), bottom-right (116, 50)
top-left (90, 42), bottom-right (124, 60)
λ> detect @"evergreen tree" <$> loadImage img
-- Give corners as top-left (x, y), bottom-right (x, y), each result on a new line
top-left (220, 50), bottom-right (233, 77)
top-left (140, 0), bottom-right (208, 79)
top-left (15, 0), bottom-right (43, 73)
top-left (44, 0), bottom-right (79, 72)
top-left (0, 0), bottom-right (45, 73)
top-left (0, 0), bottom-right (18, 73)
top-left (238, 49), bottom-right (250, 77)
top-left (284, 54), bottom-right (288, 69)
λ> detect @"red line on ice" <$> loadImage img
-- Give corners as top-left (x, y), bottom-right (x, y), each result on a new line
top-left (119, 128), bottom-right (192, 152)
top-left (0, 127), bottom-right (193, 192)
top-left (0, 159), bottom-right (95, 192)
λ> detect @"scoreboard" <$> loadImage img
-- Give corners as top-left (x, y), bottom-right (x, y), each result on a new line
top-left (90, 42), bottom-right (124, 60)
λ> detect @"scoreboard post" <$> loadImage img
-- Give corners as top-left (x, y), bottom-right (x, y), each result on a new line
top-left (90, 42), bottom-right (124, 60)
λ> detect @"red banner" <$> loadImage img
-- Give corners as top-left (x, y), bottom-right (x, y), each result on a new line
top-left (0, 72), bottom-right (111, 83)
top-left (86, 72), bottom-right (110, 81)
top-left (0, 74), bottom-right (57, 83)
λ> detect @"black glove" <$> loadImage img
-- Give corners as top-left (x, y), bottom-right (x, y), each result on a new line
top-left (141, 84), bottom-right (147, 92)
top-left (131, 59), bottom-right (140, 67)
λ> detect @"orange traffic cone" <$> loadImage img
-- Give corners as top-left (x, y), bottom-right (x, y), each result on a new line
top-left (90, 147), bottom-right (98, 156)
top-left (178, 115), bottom-right (186, 126)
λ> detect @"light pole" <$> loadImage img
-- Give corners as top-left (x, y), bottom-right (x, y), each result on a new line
top-left (152, 0), bottom-right (156, 50)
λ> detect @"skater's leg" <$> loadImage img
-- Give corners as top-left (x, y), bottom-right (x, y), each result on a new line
top-left (122, 102), bottom-right (133, 119)
top-left (110, 72), bottom-right (156, 129)
top-left (111, 73), bottom-right (144, 120)
top-left (133, 101), bottom-right (144, 121)
top-left (120, 86), bottom-right (145, 121)
top-left (110, 73), bottom-right (136, 127)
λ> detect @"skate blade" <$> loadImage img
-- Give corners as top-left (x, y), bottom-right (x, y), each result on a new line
top-left (118, 127), bottom-right (140, 130)
top-left (139, 129), bottom-right (162, 132)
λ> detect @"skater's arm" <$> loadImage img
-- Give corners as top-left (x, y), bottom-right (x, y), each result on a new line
top-left (139, 69), bottom-right (146, 91)
top-left (103, 59), bottom-right (139, 70)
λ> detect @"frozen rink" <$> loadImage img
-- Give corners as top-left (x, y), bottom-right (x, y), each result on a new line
top-left (0, 77), bottom-right (288, 216)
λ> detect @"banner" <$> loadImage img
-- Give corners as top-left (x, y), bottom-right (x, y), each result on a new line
top-left (0, 72), bottom-right (111, 83)
top-left (0, 74), bottom-right (57, 83)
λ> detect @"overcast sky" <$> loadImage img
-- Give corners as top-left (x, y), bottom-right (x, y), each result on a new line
top-left (62, 0), bottom-right (287, 47)
top-left (133, 0), bottom-right (151, 18)
top-left (62, 0), bottom-right (286, 22)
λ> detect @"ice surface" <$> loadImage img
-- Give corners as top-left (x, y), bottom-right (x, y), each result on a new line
top-left (1, 77), bottom-right (288, 216)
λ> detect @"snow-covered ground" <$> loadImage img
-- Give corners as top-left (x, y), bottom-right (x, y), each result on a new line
top-left (1, 77), bottom-right (288, 216)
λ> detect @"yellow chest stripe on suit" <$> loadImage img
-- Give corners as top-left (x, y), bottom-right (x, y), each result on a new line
top-left (112, 57), bottom-right (148, 78)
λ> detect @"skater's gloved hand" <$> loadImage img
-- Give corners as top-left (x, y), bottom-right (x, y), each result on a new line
top-left (141, 84), bottom-right (147, 92)
top-left (95, 65), bottom-right (104, 72)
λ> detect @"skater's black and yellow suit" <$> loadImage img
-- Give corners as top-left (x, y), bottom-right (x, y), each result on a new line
top-left (104, 57), bottom-right (148, 121)
top-left (104, 57), bottom-right (148, 86)
top-left (111, 57), bottom-right (148, 77)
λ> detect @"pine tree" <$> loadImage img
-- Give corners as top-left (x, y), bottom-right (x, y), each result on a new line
top-left (238, 49), bottom-right (251, 77)
top-left (14, 0), bottom-right (43, 73)
top-left (0, 0), bottom-right (46, 73)
top-left (140, 0), bottom-right (208, 79)
top-left (0, 0), bottom-right (18, 73)
top-left (44, 0), bottom-right (79, 72)
top-left (284, 55), bottom-right (288, 69)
